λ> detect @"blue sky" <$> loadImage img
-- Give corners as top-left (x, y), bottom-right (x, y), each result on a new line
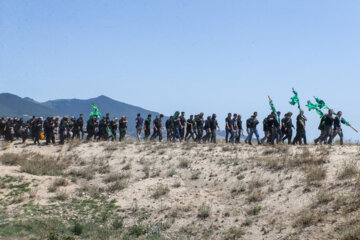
top-left (1, 0), bottom-right (359, 141)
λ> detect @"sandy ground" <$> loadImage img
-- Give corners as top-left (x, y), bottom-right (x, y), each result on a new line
top-left (1, 139), bottom-right (360, 239)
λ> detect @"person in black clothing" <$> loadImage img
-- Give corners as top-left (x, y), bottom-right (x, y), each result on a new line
top-left (54, 117), bottom-right (59, 140)
top-left (13, 117), bottom-right (21, 139)
top-left (165, 116), bottom-right (173, 141)
top-left (246, 112), bottom-right (261, 145)
top-left (328, 111), bottom-right (344, 145)
top-left (196, 113), bottom-right (204, 142)
top-left (281, 112), bottom-right (294, 144)
top-left (33, 117), bottom-right (43, 145)
top-left (202, 116), bottom-right (212, 142)
top-left (68, 117), bottom-right (76, 139)
top-left (210, 114), bottom-right (220, 143)
top-left (261, 117), bottom-right (270, 144)
top-left (0, 117), bottom-right (5, 139)
top-left (225, 113), bottom-right (232, 143)
top-left (265, 112), bottom-right (279, 145)
top-left (179, 112), bottom-right (186, 140)
top-left (314, 109), bottom-right (334, 145)
top-left (230, 114), bottom-right (238, 143)
top-left (5, 118), bottom-right (14, 142)
top-left (292, 110), bottom-right (307, 145)
top-left (44, 117), bottom-right (55, 145)
top-left (119, 116), bottom-right (128, 141)
top-left (29, 116), bottom-right (36, 139)
top-left (150, 114), bottom-right (164, 141)
top-left (185, 115), bottom-right (196, 141)
top-left (236, 114), bottom-right (244, 143)
top-left (86, 117), bottom-right (96, 141)
top-left (59, 116), bottom-right (69, 144)
top-left (98, 117), bottom-right (108, 140)
top-left (275, 111), bottom-right (282, 144)
top-left (144, 114), bottom-right (152, 140)
top-left (110, 117), bottom-right (118, 141)
top-left (74, 114), bottom-right (84, 139)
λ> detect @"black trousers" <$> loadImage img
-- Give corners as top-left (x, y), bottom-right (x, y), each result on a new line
top-left (151, 129), bottom-right (162, 141)
top-left (282, 128), bottom-right (292, 144)
top-left (328, 127), bottom-right (343, 145)
top-left (46, 131), bottom-right (55, 144)
top-left (197, 128), bottom-right (204, 142)
top-left (293, 128), bottom-right (307, 145)
top-left (180, 127), bottom-right (185, 140)
top-left (119, 128), bottom-right (126, 141)
top-left (211, 129), bottom-right (217, 143)
top-left (144, 129), bottom-right (151, 140)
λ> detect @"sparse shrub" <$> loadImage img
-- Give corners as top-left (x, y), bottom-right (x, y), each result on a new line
top-left (178, 159), bottom-right (190, 168)
top-left (247, 205), bottom-right (262, 215)
top-left (247, 189), bottom-right (264, 202)
top-left (338, 160), bottom-right (358, 180)
top-left (172, 181), bottom-right (181, 188)
top-left (127, 224), bottom-right (145, 237)
top-left (68, 167), bottom-right (95, 180)
top-left (143, 165), bottom-right (150, 178)
top-left (20, 154), bottom-right (70, 176)
top-left (152, 184), bottom-right (170, 199)
top-left (72, 221), bottom-right (84, 235)
top-left (197, 203), bottom-right (211, 219)
top-left (237, 174), bottom-right (245, 180)
top-left (55, 190), bottom-right (69, 201)
top-left (306, 165), bottom-right (326, 185)
top-left (48, 178), bottom-right (68, 192)
top-left (243, 218), bottom-right (253, 226)
top-left (191, 170), bottom-right (201, 180)
top-left (0, 153), bottom-right (24, 165)
top-left (294, 209), bottom-right (321, 228)
top-left (315, 189), bottom-right (334, 206)
top-left (122, 163), bottom-right (132, 170)
top-left (107, 180), bottom-right (128, 193)
top-left (104, 172), bottom-right (130, 183)
top-left (223, 227), bottom-right (245, 239)
top-left (167, 169), bottom-right (177, 177)
top-left (248, 176), bottom-right (265, 191)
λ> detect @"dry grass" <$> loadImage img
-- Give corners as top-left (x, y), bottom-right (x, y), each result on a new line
top-left (338, 160), bottom-right (358, 180)
top-left (197, 203), bottom-right (211, 219)
top-left (21, 154), bottom-right (71, 176)
top-left (48, 177), bottom-right (69, 192)
top-left (152, 184), bottom-right (170, 199)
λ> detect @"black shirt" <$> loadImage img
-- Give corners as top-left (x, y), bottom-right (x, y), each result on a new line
top-left (153, 119), bottom-right (161, 129)
top-left (296, 114), bottom-right (305, 130)
top-left (249, 116), bottom-right (259, 128)
top-left (282, 117), bottom-right (293, 129)
top-left (225, 117), bottom-right (232, 130)
top-left (210, 118), bottom-right (218, 130)
top-left (196, 116), bottom-right (204, 129)
top-left (334, 116), bottom-right (342, 129)
top-left (144, 118), bottom-right (151, 129)
top-left (237, 119), bottom-right (242, 130)
top-left (323, 114), bottom-right (334, 127)
top-left (186, 119), bottom-right (193, 130)
top-left (119, 119), bottom-right (127, 129)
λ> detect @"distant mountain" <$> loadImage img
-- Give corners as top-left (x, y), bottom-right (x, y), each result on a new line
top-left (0, 93), bottom-right (163, 136)
top-left (42, 95), bottom-right (162, 134)
top-left (0, 93), bottom-right (58, 118)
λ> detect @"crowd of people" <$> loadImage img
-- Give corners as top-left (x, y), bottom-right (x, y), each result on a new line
top-left (0, 108), bottom-right (345, 146)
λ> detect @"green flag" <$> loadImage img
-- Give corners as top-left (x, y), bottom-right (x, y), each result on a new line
top-left (315, 97), bottom-right (329, 110)
top-left (306, 101), bottom-right (323, 118)
top-left (289, 90), bottom-right (299, 106)
top-left (341, 117), bottom-right (350, 127)
top-left (305, 101), bottom-right (318, 111)
top-left (89, 104), bottom-right (101, 120)
top-left (268, 96), bottom-right (279, 123)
